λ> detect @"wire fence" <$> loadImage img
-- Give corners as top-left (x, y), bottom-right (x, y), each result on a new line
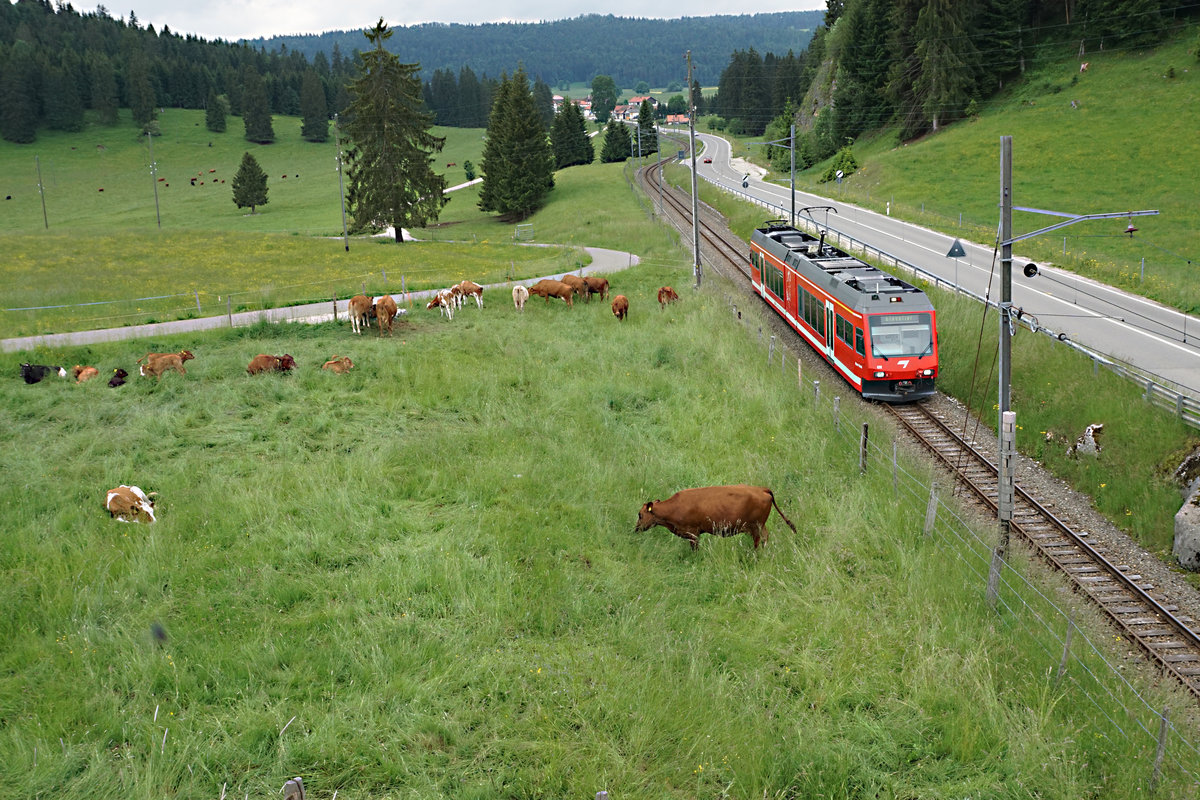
top-left (714, 278), bottom-right (1200, 793)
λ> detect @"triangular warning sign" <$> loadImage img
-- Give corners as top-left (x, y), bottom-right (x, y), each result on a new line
top-left (946, 238), bottom-right (967, 258)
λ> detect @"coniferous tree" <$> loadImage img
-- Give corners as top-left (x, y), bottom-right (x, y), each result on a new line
top-left (0, 41), bottom-right (39, 143)
top-left (910, 0), bottom-right (978, 133)
top-left (242, 69), bottom-right (275, 143)
top-left (205, 89), bottom-right (227, 133)
top-left (598, 118), bottom-right (632, 163)
top-left (232, 151), bottom-right (269, 214)
top-left (690, 79), bottom-right (705, 117)
top-left (532, 77), bottom-right (555, 130)
top-left (127, 51), bottom-right (157, 132)
top-left (458, 65), bottom-right (484, 127)
top-left (550, 100), bottom-right (593, 169)
top-left (88, 52), bottom-right (119, 126)
top-left (342, 18), bottom-right (447, 242)
top-left (635, 99), bottom-right (658, 155)
top-left (43, 64), bottom-right (85, 132)
top-left (479, 67), bottom-right (554, 219)
top-left (299, 69), bottom-right (328, 142)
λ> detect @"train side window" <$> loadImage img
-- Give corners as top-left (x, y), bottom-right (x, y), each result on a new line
top-left (855, 327), bottom-right (865, 356)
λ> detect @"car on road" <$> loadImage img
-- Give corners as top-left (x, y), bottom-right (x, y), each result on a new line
top-left (702, 156), bottom-right (712, 163)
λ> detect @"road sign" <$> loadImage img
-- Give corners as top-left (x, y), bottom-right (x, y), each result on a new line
top-left (946, 238), bottom-right (966, 258)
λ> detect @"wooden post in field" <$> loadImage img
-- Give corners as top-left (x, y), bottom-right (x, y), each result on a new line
top-left (813, 380), bottom-right (820, 404)
top-left (859, 423), bottom-right (869, 473)
top-left (1150, 706), bottom-right (1170, 792)
top-left (832, 397), bottom-right (840, 430)
top-left (332, 295), bottom-right (338, 322)
top-left (1055, 617), bottom-right (1074, 684)
top-left (194, 291), bottom-right (202, 314)
top-left (227, 295), bottom-right (232, 327)
top-left (892, 441), bottom-right (898, 489)
top-left (769, 335), bottom-right (775, 364)
top-left (923, 482), bottom-right (938, 537)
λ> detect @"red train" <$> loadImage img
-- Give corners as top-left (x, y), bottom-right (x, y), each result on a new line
top-left (749, 219), bottom-right (938, 402)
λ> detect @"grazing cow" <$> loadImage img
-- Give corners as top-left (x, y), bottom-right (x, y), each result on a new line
top-left (20, 363), bottom-right (67, 384)
top-left (73, 365), bottom-right (100, 383)
top-left (512, 284), bottom-right (530, 312)
top-left (612, 294), bottom-right (629, 321)
top-left (246, 353), bottom-right (297, 375)
top-left (529, 279), bottom-right (574, 307)
top-left (583, 276), bottom-right (609, 301)
top-left (322, 356), bottom-right (355, 374)
top-left (1067, 423), bottom-right (1104, 458)
top-left (348, 294), bottom-right (373, 335)
top-left (427, 289), bottom-right (456, 320)
top-left (137, 350), bottom-right (194, 380)
top-left (108, 368), bottom-right (129, 387)
top-left (635, 485), bottom-right (797, 550)
top-left (374, 294), bottom-right (399, 335)
top-left (456, 280), bottom-right (485, 309)
top-left (105, 485), bottom-right (157, 523)
top-left (1080, 61), bottom-right (1090, 72)
top-left (559, 274), bottom-right (587, 301)
top-left (657, 286), bottom-right (681, 310)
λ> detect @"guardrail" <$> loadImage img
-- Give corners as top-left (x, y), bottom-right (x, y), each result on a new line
top-left (700, 174), bottom-right (1200, 431)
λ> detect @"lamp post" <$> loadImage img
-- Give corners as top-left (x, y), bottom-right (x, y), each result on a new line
top-left (987, 134), bottom-right (1158, 607)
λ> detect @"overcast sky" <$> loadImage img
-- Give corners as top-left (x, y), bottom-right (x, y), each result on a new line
top-left (80, 0), bottom-right (826, 42)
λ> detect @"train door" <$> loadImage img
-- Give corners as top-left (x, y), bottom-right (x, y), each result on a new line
top-left (824, 301), bottom-right (835, 360)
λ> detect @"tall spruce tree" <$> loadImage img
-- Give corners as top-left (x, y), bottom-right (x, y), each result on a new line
top-left (242, 69), bottom-right (275, 143)
top-left (532, 77), bottom-right (555, 130)
top-left (635, 99), bottom-right (658, 156)
top-left (0, 40), bottom-right (39, 143)
top-left (299, 69), bottom-right (329, 142)
top-left (232, 151), bottom-right (269, 214)
top-left (43, 64), bottom-right (85, 132)
top-left (598, 118), bottom-right (632, 163)
top-left (205, 89), bottom-right (227, 133)
top-left (342, 18), bottom-right (447, 242)
top-left (88, 52), bottom-right (119, 126)
top-left (478, 67), bottom-right (554, 220)
top-left (127, 51), bottom-right (157, 133)
top-left (550, 101), bottom-right (593, 169)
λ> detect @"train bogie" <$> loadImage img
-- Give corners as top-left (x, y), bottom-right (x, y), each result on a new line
top-left (749, 219), bottom-right (938, 403)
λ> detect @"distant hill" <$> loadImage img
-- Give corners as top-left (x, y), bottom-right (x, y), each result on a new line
top-left (247, 12), bottom-right (823, 87)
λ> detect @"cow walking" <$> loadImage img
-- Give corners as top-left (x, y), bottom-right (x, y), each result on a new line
top-left (513, 285), bottom-right (530, 312)
top-left (137, 350), bottom-right (194, 380)
top-left (348, 295), bottom-right (373, 335)
top-left (612, 294), bottom-right (629, 321)
top-left (658, 286), bottom-right (680, 310)
top-left (635, 485), bottom-right (797, 550)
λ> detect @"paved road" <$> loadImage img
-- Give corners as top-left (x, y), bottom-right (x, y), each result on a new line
top-left (2, 246), bottom-right (639, 353)
top-left (693, 132), bottom-right (1200, 396)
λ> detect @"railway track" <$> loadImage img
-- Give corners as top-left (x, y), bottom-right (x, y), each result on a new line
top-left (638, 161), bottom-right (1200, 702)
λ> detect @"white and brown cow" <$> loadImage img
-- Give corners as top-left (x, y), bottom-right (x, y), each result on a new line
top-left (635, 484), bottom-right (797, 550)
top-left (512, 284), bottom-right (530, 312)
top-left (1067, 423), bottom-right (1104, 458)
top-left (348, 294), bottom-right (373, 335)
top-left (427, 289), bottom-right (456, 320)
top-left (456, 280), bottom-right (485, 309)
top-left (105, 485), bottom-right (157, 523)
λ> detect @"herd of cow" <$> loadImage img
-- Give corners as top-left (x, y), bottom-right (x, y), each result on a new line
top-left (22, 276), bottom-right (800, 549)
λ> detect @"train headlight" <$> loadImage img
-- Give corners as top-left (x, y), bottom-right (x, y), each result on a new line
top-left (922, 369), bottom-right (934, 376)
top-left (873, 371), bottom-right (886, 378)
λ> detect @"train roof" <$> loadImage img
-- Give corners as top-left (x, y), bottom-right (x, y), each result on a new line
top-left (752, 221), bottom-right (933, 314)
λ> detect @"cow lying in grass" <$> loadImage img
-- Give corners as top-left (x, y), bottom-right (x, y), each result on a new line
top-left (21, 363), bottom-right (67, 384)
top-left (322, 356), bottom-right (354, 374)
top-left (635, 484), bottom-right (797, 550)
top-left (73, 365), bottom-right (100, 383)
top-left (137, 350), bottom-right (194, 380)
top-left (247, 354), bottom-right (297, 375)
top-left (105, 485), bottom-right (157, 523)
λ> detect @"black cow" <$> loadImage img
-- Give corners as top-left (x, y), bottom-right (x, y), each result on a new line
top-left (21, 363), bottom-right (67, 384)
top-left (108, 368), bottom-right (129, 388)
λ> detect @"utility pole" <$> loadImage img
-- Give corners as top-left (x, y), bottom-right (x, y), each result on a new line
top-left (789, 123), bottom-right (796, 227)
top-left (334, 113), bottom-right (350, 252)
top-left (35, 155), bottom-right (48, 229)
top-left (687, 50), bottom-right (701, 288)
top-left (148, 131), bottom-right (161, 229)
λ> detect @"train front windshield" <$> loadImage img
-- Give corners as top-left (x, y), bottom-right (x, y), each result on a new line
top-left (868, 312), bottom-right (934, 358)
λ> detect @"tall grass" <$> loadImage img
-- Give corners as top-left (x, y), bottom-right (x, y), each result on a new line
top-left (1, 264), bottom-right (1194, 798)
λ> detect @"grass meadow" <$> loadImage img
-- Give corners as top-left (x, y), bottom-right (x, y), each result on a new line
top-left (2, 261), bottom-right (1197, 799)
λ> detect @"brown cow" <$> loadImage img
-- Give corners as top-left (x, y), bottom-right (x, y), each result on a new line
top-left (635, 485), bottom-right (797, 550)
top-left (374, 294), bottom-right (399, 335)
top-left (456, 280), bottom-right (485, 309)
top-left (348, 294), bottom-right (373, 335)
top-left (322, 356), bottom-right (355, 374)
top-left (583, 276), bottom-right (609, 301)
top-left (611, 294), bottom-right (629, 321)
top-left (529, 279), bottom-right (574, 307)
top-left (559, 274), bottom-right (587, 300)
top-left (657, 286), bottom-right (680, 310)
top-left (73, 365), bottom-right (100, 383)
top-left (105, 484), bottom-right (157, 523)
top-left (246, 353), bottom-right (297, 375)
top-left (137, 350), bottom-right (194, 380)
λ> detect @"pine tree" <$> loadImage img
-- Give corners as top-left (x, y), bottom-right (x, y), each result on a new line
top-left (550, 101), bottom-right (593, 169)
top-left (479, 67), bottom-right (555, 220)
top-left (599, 118), bottom-right (632, 163)
top-left (205, 89), bottom-right (227, 133)
top-left (241, 69), bottom-right (275, 144)
top-left (635, 99), bottom-right (658, 156)
top-left (127, 51), bottom-right (157, 133)
top-left (299, 69), bottom-right (329, 142)
top-left (88, 52), bottom-right (119, 126)
top-left (0, 41), bottom-right (39, 144)
top-left (532, 77), bottom-right (555, 130)
top-left (342, 18), bottom-right (447, 243)
top-left (232, 151), bottom-right (269, 214)
top-left (43, 64), bottom-right (85, 132)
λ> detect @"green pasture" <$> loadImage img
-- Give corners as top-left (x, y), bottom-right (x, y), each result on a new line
top-left (1, 259), bottom-right (1194, 799)
top-left (730, 30), bottom-right (1200, 314)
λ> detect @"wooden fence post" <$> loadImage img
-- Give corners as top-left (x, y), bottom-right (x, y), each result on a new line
top-left (1150, 706), bottom-right (1170, 792)
top-left (859, 423), bottom-right (869, 473)
top-left (923, 482), bottom-right (938, 537)
top-left (227, 295), bottom-right (232, 327)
